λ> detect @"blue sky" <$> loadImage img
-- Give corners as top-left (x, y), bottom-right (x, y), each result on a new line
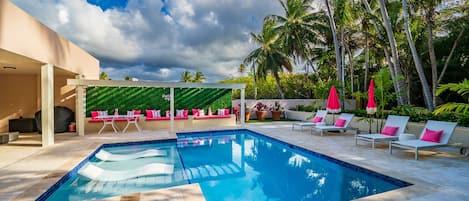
top-left (11, 0), bottom-right (285, 82)
top-left (86, 0), bottom-right (129, 11)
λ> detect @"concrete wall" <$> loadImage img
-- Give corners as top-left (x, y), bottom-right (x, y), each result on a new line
top-left (287, 110), bottom-right (469, 146)
top-left (233, 99), bottom-right (356, 119)
top-left (0, 74), bottom-right (76, 132)
top-left (0, 0), bottom-right (99, 79)
top-left (0, 74), bottom-right (38, 132)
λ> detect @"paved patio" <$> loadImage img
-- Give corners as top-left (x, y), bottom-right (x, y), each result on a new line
top-left (0, 123), bottom-right (468, 201)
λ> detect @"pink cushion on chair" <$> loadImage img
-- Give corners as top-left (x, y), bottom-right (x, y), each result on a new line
top-left (312, 117), bottom-right (323, 123)
top-left (381, 126), bottom-right (399, 136)
top-left (421, 128), bottom-right (443, 143)
top-left (334, 118), bottom-right (346, 127)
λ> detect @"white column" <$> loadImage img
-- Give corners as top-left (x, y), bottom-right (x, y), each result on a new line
top-left (240, 88), bottom-right (245, 126)
top-left (41, 64), bottom-right (54, 147)
top-left (76, 84), bottom-right (85, 136)
top-left (169, 87), bottom-right (175, 133)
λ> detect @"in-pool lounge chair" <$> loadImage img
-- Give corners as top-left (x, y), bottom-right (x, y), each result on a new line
top-left (389, 120), bottom-right (457, 160)
top-left (355, 115), bottom-right (410, 149)
top-left (312, 113), bottom-right (355, 136)
top-left (292, 110), bottom-right (327, 131)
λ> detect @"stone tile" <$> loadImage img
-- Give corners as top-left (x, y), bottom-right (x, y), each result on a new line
top-left (0, 123), bottom-right (468, 201)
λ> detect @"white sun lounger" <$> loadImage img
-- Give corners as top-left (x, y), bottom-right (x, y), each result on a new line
top-left (355, 115), bottom-right (410, 149)
top-left (95, 149), bottom-right (166, 161)
top-left (312, 113), bottom-right (355, 136)
top-left (78, 163), bottom-right (174, 181)
top-left (292, 110), bottom-right (328, 131)
top-left (389, 120), bottom-right (457, 160)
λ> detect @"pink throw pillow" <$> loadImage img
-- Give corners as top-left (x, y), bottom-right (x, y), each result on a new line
top-left (91, 111), bottom-right (99, 119)
top-left (224, 109), bottom-right (230, 115)
top-left (312, 117), bottom-right (323, 123)
top-left (334, 118), bottom-right (346, 127)
top-left (192, 109), bottom-right (199, 117)
top-left (421, 128), bottom-right (443, 143)
top-left (183, 110), bottom-right (189, 117)
top-left (381, 126), bottom-right (399, 136)
top-left (146, 110), bottom-right (153, 118)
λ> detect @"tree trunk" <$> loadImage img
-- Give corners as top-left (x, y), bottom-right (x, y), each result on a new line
top-left (402, 0), bottom-right (434, 110)
top-left (273, 71), bottom-right (285, 99)
top-left (325, 0), bottom-right (342, 83)
top-left (362, 0), bottom-right (402, 104)
top-left (378, 0), bottom-right (408, 106)
top-left (345, 41), bottom-right (354, 94)
top-left (438, 28), bottom-right (464, 84)
top-left (425, 7), bottom-right (438, 109)
top-left (364, 32), bottom-right (369, 90)
top-left (252, 66), bottom-right (258, 99)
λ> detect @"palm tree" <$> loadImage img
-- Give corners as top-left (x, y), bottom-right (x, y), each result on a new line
top-left (244, 19), bottom-right (293, 99)
top-left (99, 72), bottom-right (110, 80)
top-left (181, 70), bottom-right (193, 82)
top-left (377, 0), bottom-right (408, 106)
top-left (267, 0), bottom-right (327, 73)
top-left (402, 0), bottom-right (434, 110)
top-left (193, 71), bottom-right (206, 83)
top-left (324, 0), bottom-right (342, 84)
top-left (434, 79), bottom-right (469, 114)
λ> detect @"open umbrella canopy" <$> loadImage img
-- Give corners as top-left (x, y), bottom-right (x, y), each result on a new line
top-left (366, 79), bottom-right (377, 114)
top-left (326, 85), bottom-right (341, 113)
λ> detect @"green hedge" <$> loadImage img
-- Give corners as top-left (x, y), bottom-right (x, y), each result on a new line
top-left (86, 87), bottom-right (232, 117)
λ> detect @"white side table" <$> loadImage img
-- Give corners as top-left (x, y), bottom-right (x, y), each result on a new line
top-left (399, 133), bottom-right (417, 141)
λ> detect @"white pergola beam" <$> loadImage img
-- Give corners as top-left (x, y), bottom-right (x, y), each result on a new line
top-left (41, 64), bottom-right (54, 146)
top-left (67, 79), bottom-right (245, 89)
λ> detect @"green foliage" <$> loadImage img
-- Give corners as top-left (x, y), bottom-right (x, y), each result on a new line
top-left (86, 87), bottom-right (231, 116)
top-left (434, 79), bottom-right (469, 114)
top-left (373, 68), bottom-right (397, 110)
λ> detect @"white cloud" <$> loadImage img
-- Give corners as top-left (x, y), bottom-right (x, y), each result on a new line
top-left (11, 0), bottom-right (285, 82)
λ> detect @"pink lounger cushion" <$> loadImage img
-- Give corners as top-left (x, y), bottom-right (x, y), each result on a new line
top-left (381, 126), bottom-right (399, 136)
top-left (421, 128), bottom-right (443, 143)
top-left (334, 118), bottom-right (346, 127)
top-left (312, 117), bottom-right (323, 123)
top-left (145, 116), bottom-right (189, 121)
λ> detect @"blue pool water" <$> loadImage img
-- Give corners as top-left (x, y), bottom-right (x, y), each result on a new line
top-left (40, 129), bottom-right (411, 201)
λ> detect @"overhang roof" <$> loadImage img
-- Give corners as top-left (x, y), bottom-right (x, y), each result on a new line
top-left (67, 79), bottom-right (246, 89)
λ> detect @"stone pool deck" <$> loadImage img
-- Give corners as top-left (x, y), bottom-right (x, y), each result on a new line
top-left (0, 122), bottom-right (468, 200)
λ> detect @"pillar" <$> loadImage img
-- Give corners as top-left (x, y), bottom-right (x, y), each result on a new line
top-left (240, 88), bottom-right (245, 126)
top-left (76, 80), bottom-right (85, 136)
top-left (169, 87), bottom-right (175, 133)
top-left (41, 64), bottom-right (54, 146)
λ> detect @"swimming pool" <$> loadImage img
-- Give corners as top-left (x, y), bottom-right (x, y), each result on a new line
top-left (38, 129), bottom-right (411, 201)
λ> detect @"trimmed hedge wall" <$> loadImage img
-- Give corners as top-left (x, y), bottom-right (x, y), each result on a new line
top-left (86, 87), bottom-right (232, 117)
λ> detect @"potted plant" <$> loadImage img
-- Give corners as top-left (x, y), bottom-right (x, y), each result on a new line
top-left (253, 102), bottom-right (268, 121)
top-left (270, 101), bottom-right (283, 121)
top-left (236, 103), bottom-right (251, 122)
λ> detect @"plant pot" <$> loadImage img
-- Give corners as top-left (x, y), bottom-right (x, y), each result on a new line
top-left (271, 111), bottom-right (282, 121)
top-left (245, 111), bottom-right (251, 122)
top-left (255, 111), bottom-right (268, 121)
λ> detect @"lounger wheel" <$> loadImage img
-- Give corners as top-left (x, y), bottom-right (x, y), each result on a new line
top-left (461, 147), bottom-right (468, 156)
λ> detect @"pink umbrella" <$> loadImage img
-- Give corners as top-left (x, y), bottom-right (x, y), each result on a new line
top-left (366, 80), bottom-right (377, 114)
top-left (327, 85), bottom-right (341, 122)
top-left (366, 79), bottom-right (377, 133)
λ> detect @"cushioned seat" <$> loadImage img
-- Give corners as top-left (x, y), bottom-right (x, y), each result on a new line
top-left (194, 115), bottom-right (231, 119)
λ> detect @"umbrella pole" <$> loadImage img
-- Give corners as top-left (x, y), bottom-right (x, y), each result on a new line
top-left (376, 113), bottom-right (379, 133)
top-left (368, 114), bottom-right (372, 133)
top-left (332, 113), bottom-right (335, 124)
